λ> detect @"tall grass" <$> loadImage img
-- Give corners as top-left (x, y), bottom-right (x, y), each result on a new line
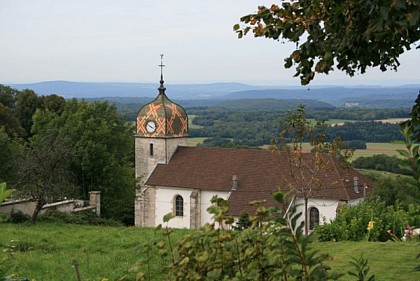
top-left (0, 223), bottom-right (418, 280)
top-left (0, 223), bottom-right (187, 280)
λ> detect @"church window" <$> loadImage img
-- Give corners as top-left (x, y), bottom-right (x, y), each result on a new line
top-left (309, 207), bottom-right (320, 230)
top-left (149, 143), bottom-right (154, 156)
top-left (174, 195), bottom-right (184, 216)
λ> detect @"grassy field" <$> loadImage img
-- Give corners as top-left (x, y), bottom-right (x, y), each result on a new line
top-left (307, 118), bottom-right (357, 126)
top-left (187, 137), bottom-right (207, 146)
top-left (352, 142), bottom-right (406, 158)
top-left (189, 140), bottom-right (406, 159)
top-left (316, 241), bottom-right (419, 280)
top-left (188, 115), bottom-right (203, 129)
top-left (300, 142), bottom-right (406, 159)
top-left (0, 223), bottom-right (419, 280)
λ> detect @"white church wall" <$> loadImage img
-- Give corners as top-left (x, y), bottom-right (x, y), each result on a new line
top-left (200, 191), bottom-right (230, 227)
top-left (348, 197), bottom-right (364, 206)
top-left (155, 187), bottom-right (193, 228)
top-left (293, 197), bottom-right (339, 230)
top-left (154, 187), bottom-right (230, 228)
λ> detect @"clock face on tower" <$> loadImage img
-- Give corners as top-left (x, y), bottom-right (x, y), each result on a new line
top-left (146, 120), bottom-right (157, 133)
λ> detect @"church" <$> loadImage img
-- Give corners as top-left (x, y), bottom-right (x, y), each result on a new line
top-left (134, 63), bottom-right (372, 230)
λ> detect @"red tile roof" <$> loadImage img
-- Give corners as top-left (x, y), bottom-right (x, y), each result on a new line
top-left (145, 146), bottom-right (373, 216)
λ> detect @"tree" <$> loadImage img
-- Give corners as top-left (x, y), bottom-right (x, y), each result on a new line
top-left (400, 94), bottom-right (420, 187)
top-left (372, 175), bottom-right (420, 208)
top-left (234, 1), bottom-right (419, 85)
top-left (36, 99), bottom-right (137, 223)
top-left (41, 94), bottom-right (66, 115)
top-left (14, 126), bottom-right (75, 222)
top-left (0, 127), bottom-right (23, 183)
top-left (274, 105), bottom-right (352, 235)
top-left (14, 89), bottom-right (42, 137)
top-left (0, 104), bottom-right (25, 137)
top-left (0, 84), bottom-right (18, 109)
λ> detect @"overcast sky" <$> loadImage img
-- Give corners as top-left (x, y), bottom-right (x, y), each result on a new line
top-left (1, 1), bottom-right (419, 86)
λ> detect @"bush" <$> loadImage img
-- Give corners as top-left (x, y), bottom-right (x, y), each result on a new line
top-left (340, 140), bottom-right (367, 149)
top-left (8, 211), bottom-right (31, 224)
top-left (315, 198), bottom-right (411, 242)
top-left (372, 176), bottom-right (420, 210)
top-left (135, 196), bottom-right (344, 281)
top-left (38, 209), bottom-right (123, 226)
top-left (353, 154), bottom-right (412, 176)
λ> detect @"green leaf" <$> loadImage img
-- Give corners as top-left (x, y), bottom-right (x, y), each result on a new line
top-left (272, 190), bottom-right (284, 204)
top-left (163, 212), bottom-right (173, 223)
top-left (397, 149), bottom-right (409, 158)
top-left (0, 182), bottom-right (15, 205)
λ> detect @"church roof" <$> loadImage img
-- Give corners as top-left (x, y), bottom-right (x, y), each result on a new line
top-left (136, 92), bottom-right (188, 137)
top-left (145, 146), bottom-right (373, 216)
top-left (136, 56), bottom-right (188, 138)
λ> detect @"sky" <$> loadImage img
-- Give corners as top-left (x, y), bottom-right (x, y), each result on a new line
top-left (1, 0), bottom-right (419, 86)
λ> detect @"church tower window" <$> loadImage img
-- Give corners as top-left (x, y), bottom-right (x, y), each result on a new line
top-left (149, 143), bottom-right (154, 156)
top-left (174, 195), bottom-right (184, 217)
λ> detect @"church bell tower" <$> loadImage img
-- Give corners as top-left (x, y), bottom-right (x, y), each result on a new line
top-left (134, 55), bottom-right (189, 184)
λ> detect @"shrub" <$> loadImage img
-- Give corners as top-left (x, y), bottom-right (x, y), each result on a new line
top-left (353, 154), bottom-right (411, 176)
top-left (143, 196), bottom-right (343, 281)
top-left (38, 209), bottom-right (123, 226)
top-left (8, 211), bottom-right (31, 224)
top-left (372, 176), bottom-right (420, 210)
top-left (340, 140), bottom-right (367, 149)
top-left (316, 198), bottom-right (410, 242)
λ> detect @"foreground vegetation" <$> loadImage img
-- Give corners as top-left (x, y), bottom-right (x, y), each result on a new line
top-left (0, 222), bottom-right (418, 281)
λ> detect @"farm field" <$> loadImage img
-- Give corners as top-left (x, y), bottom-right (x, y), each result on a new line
top-left (299, 142), bottom-right (405, 159)
top-left (307, 118), bottom-right (356, 126)
top-left (188, 137), bottom-right (207, 146)
top-left (188, 114), bottom-right (203, 129)
top-left (190, 140), bottom-right (406, 159)
top-left (0, 223), bottom-right (418, 281)
top-left (353, 142), bottom-right (406, 158)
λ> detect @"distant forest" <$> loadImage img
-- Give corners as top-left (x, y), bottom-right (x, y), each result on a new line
top-left (188, 107), bottom-right (407, 147)
top-left (107, 97), bottom-right (410, 148)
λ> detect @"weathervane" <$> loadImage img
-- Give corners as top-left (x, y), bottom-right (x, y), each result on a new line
top-left (158, 54), bottom-right (166, 91)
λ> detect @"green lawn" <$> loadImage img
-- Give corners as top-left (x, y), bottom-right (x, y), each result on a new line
top-left (0, 223), bottom-right (419, 280)
top-left (315, 241), bottom-right (419, 280)
top-left (0, 223), bottom-right (181, 280)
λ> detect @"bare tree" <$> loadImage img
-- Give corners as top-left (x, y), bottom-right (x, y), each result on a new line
top-left (274, 105), bottom-right (353, 235)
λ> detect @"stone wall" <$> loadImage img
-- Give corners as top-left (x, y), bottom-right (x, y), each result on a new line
top-left (0, 191), bottom-right (101, 218)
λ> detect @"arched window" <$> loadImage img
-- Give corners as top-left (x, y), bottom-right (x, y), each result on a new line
top-left (309, 207), bottom-right (320, 230)
top-left (174, 195), bottom-right (184, 217)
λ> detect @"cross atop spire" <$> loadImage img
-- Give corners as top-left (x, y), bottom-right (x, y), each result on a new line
top-left (158, 54), bottom-right (166, 93)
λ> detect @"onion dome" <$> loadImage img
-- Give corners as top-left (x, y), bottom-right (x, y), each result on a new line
top-left (136, 56), bottom-right (188, 138)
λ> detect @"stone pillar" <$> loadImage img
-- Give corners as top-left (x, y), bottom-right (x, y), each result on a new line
top-left (190, 190), bottom-right (201, 229)
top-left (135, 187), bottom-right (156, 227)
top-left (89, 191), bottom-right (101, 216)
top-left (135, 189), bottom-right (143, 227)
